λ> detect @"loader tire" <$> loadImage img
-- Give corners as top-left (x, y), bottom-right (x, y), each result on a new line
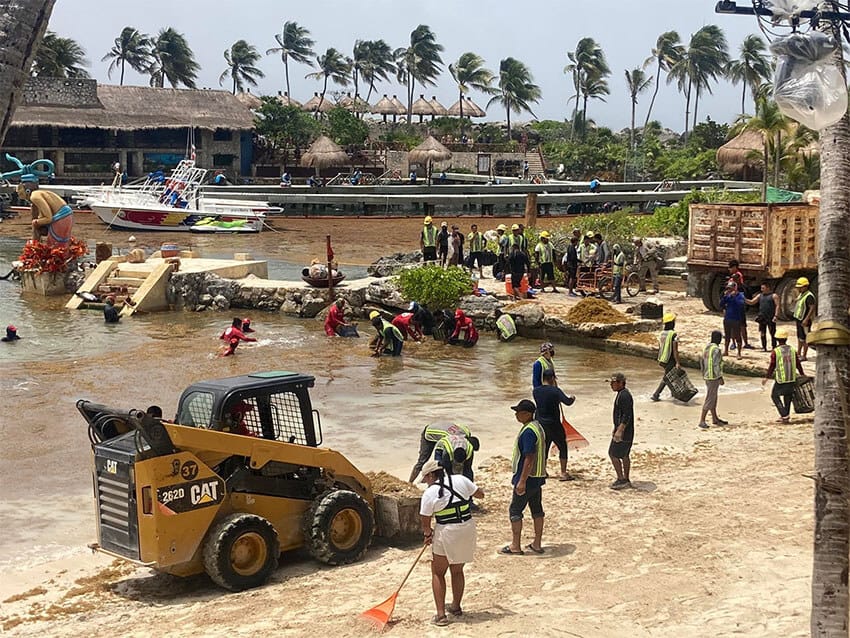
top-left (305, 489), bottom-right (373, 566)
top-left (203, 513), bottom-right (279, 591)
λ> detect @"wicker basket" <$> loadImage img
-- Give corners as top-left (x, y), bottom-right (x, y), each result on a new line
top-left (792, 376), bottom-right (815, 414)
top-left (664, 367), bottom-right (698, 403)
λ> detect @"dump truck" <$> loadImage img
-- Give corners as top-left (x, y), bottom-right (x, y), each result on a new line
top-left (77, 370), bottom-right (389, 591)
top-left (687, 202), bottom-right (818, 320)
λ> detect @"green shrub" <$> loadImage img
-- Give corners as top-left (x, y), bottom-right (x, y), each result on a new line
top-left (395, 265), bottom-right (474, 310)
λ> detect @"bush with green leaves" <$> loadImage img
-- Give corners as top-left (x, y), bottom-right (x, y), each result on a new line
top-left (395, 265), bottom-right (474, 311)
top-left (324, 107), bottom-right (369, 147)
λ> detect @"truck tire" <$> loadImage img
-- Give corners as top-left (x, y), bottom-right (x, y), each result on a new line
top-left (700, 274), bottom-right (724, 312)
top-left (304, 489), bottom-right (373, 566)
top-left (203, 513), bottom-right (280, 591)
top-left (775, 277), bottom-right (798, 321)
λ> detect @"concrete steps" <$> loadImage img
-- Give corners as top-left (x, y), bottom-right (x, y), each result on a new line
top-left (524, 149), bottom-right (546, 176)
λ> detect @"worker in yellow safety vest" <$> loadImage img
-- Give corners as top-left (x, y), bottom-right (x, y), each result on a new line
top-left (534, 231), bottom-right (558, 293)
top-left (532, 342), bottom-right (556, 388)
top-left (420, 216), bottom-right (438, 263)
top-left (698, 330), bottom-right (728, 429)
top-left (651, 312), bottom-right (681, 402)
top-left (409, 423), bottom-right (476, 482)
top-left (762, 328), bottom-right (805, 423)
top-left (467, 223), bottom-right (485, 279)
top-left (792, 277), bottom-right (816, 362)
top-left (502, 399), bottom-right (546, 555)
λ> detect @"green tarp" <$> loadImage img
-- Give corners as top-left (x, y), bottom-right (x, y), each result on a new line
top-left (766, 186), bottom-right (803, 203)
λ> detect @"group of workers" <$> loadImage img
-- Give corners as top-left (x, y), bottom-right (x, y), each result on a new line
top-left (366, 303), bottom-right (479, 357)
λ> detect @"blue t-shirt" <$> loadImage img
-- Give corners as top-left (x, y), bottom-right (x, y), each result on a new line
top-left (512, 427), bottom-right (546, 489)
top-left (721, 291), bottom-right (746, 321)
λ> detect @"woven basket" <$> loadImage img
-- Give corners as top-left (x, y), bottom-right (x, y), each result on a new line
top-left (664, 367), bottom-right (698, 402)
top-left (792, 376), bottom-right (815, 414)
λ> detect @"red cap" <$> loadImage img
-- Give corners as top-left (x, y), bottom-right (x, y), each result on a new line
top-left (454, 309), bottom-right (464, 318)
top-left (6, 325), bottom-right (16, 332)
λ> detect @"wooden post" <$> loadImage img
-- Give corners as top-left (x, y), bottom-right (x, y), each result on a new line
top-left (326, 234), bottom-right (334, 301)
top-left (525, 192), bottom-right (538, 229)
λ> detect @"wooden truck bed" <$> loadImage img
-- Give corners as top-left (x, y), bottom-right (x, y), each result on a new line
top-left (688, 203), bottom-right (818, 278)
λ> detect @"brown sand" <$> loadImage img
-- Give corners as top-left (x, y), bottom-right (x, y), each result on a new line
top-left (367, 471), bottom-right (422, 497)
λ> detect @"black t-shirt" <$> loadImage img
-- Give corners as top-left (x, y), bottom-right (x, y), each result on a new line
top-left (508, 251), bottom-right (529, 275)
top-left (438, 228), bottom-right (449, 249)
top-left (104, 305), bottom-right (120, 323)
top-left (532, 385), bottom-right (575, 427)
top-left (612, 388), bottom-right (634, 442)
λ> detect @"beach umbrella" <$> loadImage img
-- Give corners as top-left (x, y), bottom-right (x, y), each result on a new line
top-left (410, 94), bottom-right (436, 123)
top-left (428, 96), bottom-right (448, 118)
top-left (276, 91), bottom-right (301, 108)
top-left (302, 92), bottom-right (334, 115)
top-left (390, 95), bottom-right (408, 123)
top-left (371, 94), bottom-right (397, 123)
top-left (408, 136), bottom-right (452, 185)
top-left (301, 135), bottom-right (350, 175)
top-left (339, 93), bottom-right (370, 115)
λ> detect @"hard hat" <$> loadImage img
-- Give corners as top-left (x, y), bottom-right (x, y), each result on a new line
top-left (796, 277), bottom-right (809, 287)
top-left (539, 231), bottom-right (550, 238)
top-left (424, 216), bottom-right (432, 224)
top-left (612, 243), bottom-right (621, 251)
top-left (454, 309), bottom-right (465, 318)
top-left (369, 310), bottom-right (380, 320)
top-left (585, 231), bottom-right (595, 238)
top-left (497, 224), bottom-right (507, 231)
top-left (775, 328), bottom-right (789, 339)
top-left (511, 224), bottom-right (520, 231)
top-left (662, 312), bottom-right (676, 323)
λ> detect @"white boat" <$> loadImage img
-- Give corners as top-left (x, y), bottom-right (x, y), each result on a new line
top-left (88, 160), bottom-right (274, 233)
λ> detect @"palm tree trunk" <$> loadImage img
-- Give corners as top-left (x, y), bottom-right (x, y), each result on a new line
top-left (683, 82), bottom-right (692, 139)
top-left (284, 58), bottom-right (291, 97)
top-left (406, 76), bottom-right (414, 124)
top-left (692, 87), bottom-right (700, 130)
top-left (232, 75), bottom-right (237, 95)
top-left (630, 100), bottom-right (636, 151)
top-left (582, 93), bottom-right (589, 138)
top-left (761, 139), bottom-right (768, 200)
top-left (741, 82), bottom-right (746, 115)
top-left (0, 0), bottom-right (56, 145)
top-left (810, 63), bottom-right (850, 635)
top-left (506, 104), bottom-right (511, 142)
top-left (120, 58), bottom-right (125, 86)
top-left (774, 131), bottom-right (781, 187)
top-left (643, 61), bottom-right (662, 130)
top-left (317, 75), bottom-right (328, 119)
top-left (459, 89), bottom-right (464, 137)
top-left (366, 80), bottom-right (375, 103)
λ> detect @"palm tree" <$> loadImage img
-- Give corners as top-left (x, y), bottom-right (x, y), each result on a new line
top-left (0, 0), bottom-right (56, 145)
top-left (394, 25), bottom-right (444, 123)
top-left (642, 31), bottom-right (684, 130)
top-left (357, 39), bottom-right (395, 103)
top-left (579, 69), bottom-right (609, 136)
top-left (487, 57), bottom-right (541, 139)
top-left (32, 31), bottom-right (89, 78)
top-left (266, 21), bottom-right (314, 98)
top-left (219, 40), bottom-right (264, 94)
top-left (305, 47), bottom-right (351, 114)
top-left (449, 52), bottom-right (495, 134)
top-left (625, 68), bottom-right (653, 150)
top-left (668, 25), bottom-right (729, 137)
top-left (102, 27), bottom-right (151, 86)
top-left (564, 38), bottom-right (609, 138)
top-left (149, 27), bottom-right (199, 89)
top-left (727, 34), bottom-right (772, 115)
top-left (733, 97), bottom-right (791, 197)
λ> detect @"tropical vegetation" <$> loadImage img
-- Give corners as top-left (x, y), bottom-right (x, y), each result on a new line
top-left (220, 40), bottom-right (264, 94)
top-left (266, 21), bottom-right (314, 98)
top-left (101, 27), bottom-right (151, 85)
top-left (32, 31), bottom-right (89, 78)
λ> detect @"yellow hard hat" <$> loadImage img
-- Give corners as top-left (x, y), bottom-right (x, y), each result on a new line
top-left (775, 328), bottom-right (789, 339)
top-left (424, 216), bottom-right (432, 224)
top-left (795, 277), bottom-right (809, 287)
top-left (497, 224), bottom-right (507, 231)
top-left (585, 231), bottom-right (595, 238)
top-left (662, 312), bottom-right (676, 323)
top-left (511, 223), bottom-right (520, 231)
top-left (369, 310), bottom-right (380, 320)
top-left (539, 231), bottom-right (550, 238)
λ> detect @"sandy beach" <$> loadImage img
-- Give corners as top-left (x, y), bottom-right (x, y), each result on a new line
top-left (0, 213), bottom-right (815, 636)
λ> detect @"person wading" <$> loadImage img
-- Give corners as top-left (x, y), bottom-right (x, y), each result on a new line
top-left (651, 313), bottom-right (680, 402)
top-left (532, 342), bottom-right (556, 389)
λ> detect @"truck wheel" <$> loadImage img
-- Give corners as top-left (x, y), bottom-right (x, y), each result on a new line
top-left (775, 277), bottom-right (798, 321)
top-left (701, 274), bottom-right (724, 312)
top-left (305, 490), bottom-right (373, 566)
top-left (203, 513), bottom-right (280, 591)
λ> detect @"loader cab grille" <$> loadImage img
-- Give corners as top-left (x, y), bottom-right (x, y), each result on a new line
top-left (93, 434), bottom-right (140, 560)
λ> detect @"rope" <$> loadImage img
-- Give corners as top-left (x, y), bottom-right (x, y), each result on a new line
top-left (807, 320), bottom-right (850, 346)
top-left (262, 220), bottom-right (283, 233)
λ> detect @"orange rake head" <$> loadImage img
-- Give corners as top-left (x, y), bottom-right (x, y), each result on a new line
top-left (360, 592), bottom-right (399, 631)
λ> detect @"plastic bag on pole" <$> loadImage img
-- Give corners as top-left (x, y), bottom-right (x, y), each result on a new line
top-left (770, 32), bottom-right (848, 130)
top-left (764, 0), bottom-right (821, 21)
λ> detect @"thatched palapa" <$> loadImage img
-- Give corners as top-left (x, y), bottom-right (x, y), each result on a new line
top-left (390, 95), bottom-right (408, 116)
top-left (428, 96), bottom-right (448, 117)
top-left (302, 92), bottom-right (334, 114)
top-left (408, 135), bottom-right (452, 165)
top-left (447, 97), bottom-right (486, 118)
top-left (235, 90), bottom-right (262, 111)
top-left (12, 84), bottom-right (255, 131)
top-left (716, 130), bottom-right (765, 177)
top-left (276, 91), bottom-right (301, 108)
top-left (301, 135), bottom-right (349, 169)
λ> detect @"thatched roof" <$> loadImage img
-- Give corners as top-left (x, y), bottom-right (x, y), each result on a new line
top-left (371, 94), bottom-right (398, 115)
top-left (408, 135), bottom-right (452, 165)
top-left (447, 97), bottom-right (486, 117)
top-left (411, 95), bottom-right (436, 116)
top-left (390, 95), bottom-right (408, 115)
top-left (429, 96), bottom-right (448, 116)
top-left (276, 91), bottom-right (301, 108)
top-left (301, 135), bottom-right (349, 168)
top-left (338, 93), bottom-right (369, 113)
top-left (716, 130), bottom-right (766, 173)
top-left (235, 90), bottom-right (262, 110)
top-left (11, 84), bottom-right (256, 131)
top-left (302, 93), bottom-right (334, 113)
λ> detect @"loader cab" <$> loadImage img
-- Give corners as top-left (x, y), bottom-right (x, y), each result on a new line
top-left (175, 371), bottom-right (321, 446)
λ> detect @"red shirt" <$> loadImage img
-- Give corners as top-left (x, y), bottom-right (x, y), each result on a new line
top-left (451, 316), bottom-right (479, 343)
top-left (728, 270), bottom-right (744, 290)
top-left (220, 326), bottom-right (256, 343)
top-left (324, 304), bottom-right (346, 336)
top-left (391, 313), bottom-right (422, 340)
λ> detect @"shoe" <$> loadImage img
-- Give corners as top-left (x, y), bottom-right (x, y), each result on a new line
top-left (713, 418), bottom-right (728, 425)
top-left (431, 615), bottom-right (450, 627)
top-left (698, 422), bottom-right (709, 429)
top-left (650, 395), bottom-right (660, 402)
top-left (730, 343), bottom-right (737, 350)
top-left (611, 479), bottom-right (631, 490)
top-left (744, 344), bottom-right (755, 350)
top-left (568, 292), bottom-right (578, 297)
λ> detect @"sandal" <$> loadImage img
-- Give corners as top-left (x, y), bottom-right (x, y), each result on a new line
top-left (500, 545), bottom-right (524, 555)
top-left (526, 544), bottom-right (545, 555)
top-left (431, 615), bottom-right (449, 627)
top-left (447, 605), bottom-right (463, 617)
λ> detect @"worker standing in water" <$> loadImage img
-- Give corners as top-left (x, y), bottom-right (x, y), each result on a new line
top-left (369, 311), bottom-right (404, 356)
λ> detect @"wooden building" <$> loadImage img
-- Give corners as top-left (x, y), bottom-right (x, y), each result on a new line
top-left (3, 78), bottom-right (255, 181)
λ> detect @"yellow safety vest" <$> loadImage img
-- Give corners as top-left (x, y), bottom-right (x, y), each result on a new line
top-left (511, 420), bottom-right (546, 478)
top-left (793, 290), bottom-right (814, 321)
top-left (435, 435), bottom-right (474, 474)
top-left (534, 241), bottom-right (553, 264)
top-left (421, 225), bottom-right (437, 248)
top-left (381, 320), bottom-right (403, 343)
top-left (496, 314), bottom-right (517, 340)
top-left (774, 344), bottom-right (798, 384)
top-left (536, 355), bottom-right (554, 376)
top-left (424, 423), bottom-right (471, 443)
top-left (508, 233), bottom-right (527, 252)
top-left (702, 343), bottom-right (722, 380)
top-left (658, 330), bottom-right (676, 364)
top-left (612, 251), bottom-right (626, 275)
top-left (468, 232), bottom-right (484, 253)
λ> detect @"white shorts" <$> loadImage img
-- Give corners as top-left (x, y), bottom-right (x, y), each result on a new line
top-left (432, 519), bottom-right (476, 565)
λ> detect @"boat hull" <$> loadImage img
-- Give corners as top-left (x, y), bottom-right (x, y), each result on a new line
top-left (91, 203), bottom-right (264, 233)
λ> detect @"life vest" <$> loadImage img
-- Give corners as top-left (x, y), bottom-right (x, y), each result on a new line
top-left (793, 290), bottom-right (814, 321)
top-left (536, 355), bottom-right (554, 375)
top-left (468, 231), bottom-right (484, 253)
top-left (508, 233), bottom-right (527, 252)
top-left (511, 420), bottom-right (546, 478)
top-left (422, 225), bottom-right (437, 248)
top-left (433, 474), bottom-right (472, 525)
top-left (424, 423), bottom-right (471, 443)
top-left (774, 344), bottom-right (798, 384)
top-left (702, 343), bottom-right (722, 380)
top-left (535, 241), bottom-right (553, 264)
top-left (496, 314), bottom-right (517, 340)
top-left (658, 330), bottom-right (676, 364)
top-left (436, 434), bottom-right (474, 474)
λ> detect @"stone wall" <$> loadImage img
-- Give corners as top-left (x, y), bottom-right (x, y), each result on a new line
top-left (24, 77), bottom-right (100, 107)
top-left (385, 150), bottom-right (526, 176)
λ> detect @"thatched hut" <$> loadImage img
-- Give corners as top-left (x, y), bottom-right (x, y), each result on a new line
top-left (235, 90), bottom-right (262, 111)
top-left (716, 130), bottom-right (765, 180)
top-left (371, 94), bottom-right (398, 123)
top-left (390, 95), bottom-right (408, 121)
top-left (302, 92), bottom-right (334, 115)
top-left (408, 135), bottom-right (452, 184)
top-left (410, 94), bottom-right (436, 122)
top-left (463, 97), bottom-right (486, 118)
top-left (428, 96), bottom-right (448, 118)
top-left (300, 135), bottom-right (350, 175)
top-left (275, 91), bottom-right (301, 108)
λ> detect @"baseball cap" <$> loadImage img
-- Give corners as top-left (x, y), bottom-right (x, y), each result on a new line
top-left (511, 224), bottom-right (520, 230)
top-left (441, 221), bottom-right (448, 227)
top-left (609, 372), bottom-right (626, 383)
top-left (540, 342), bottom-right (554, 353)
top-left (420, 459), bottom-right (441, 481)
top-left (511, 399), bottom-right (536, 413)
top-left (497, 224), bottom-right (507, 231)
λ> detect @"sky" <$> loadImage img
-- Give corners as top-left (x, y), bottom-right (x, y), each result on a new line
top-left (48, 0), bottom-right (766, 132)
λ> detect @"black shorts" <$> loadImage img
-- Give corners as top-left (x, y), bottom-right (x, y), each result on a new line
top-left (723, 319), bottom-right (741, 341)
top-left (608, 438), bottom-right (633, 459)
top-left (468, 251), bottom-right (484, 268)
top-left (540, 262), bottom-right (555, 281)
top-left (796, 320), bottom-right (808, 342)
top-left (508, 484), bottom-right (544, 521)
top-left (566, 266), bottom-right (577, 280)
top-left (423, 247), bottom-right (437, 261)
